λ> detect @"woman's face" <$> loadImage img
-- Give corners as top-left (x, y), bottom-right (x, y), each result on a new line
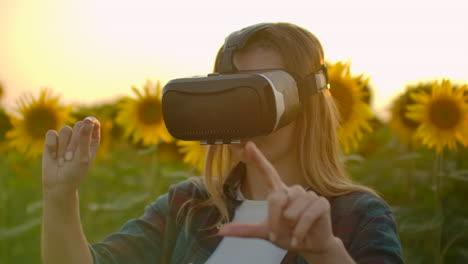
top-left (229, 47), bottom-right (297, 164)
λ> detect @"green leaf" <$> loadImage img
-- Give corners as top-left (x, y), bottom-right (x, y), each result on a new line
top-left (341, 154), bottom-right (365, 163)
top-left (26, 200), bottom-right (43, 215)
top-left (395, 152), bottom-right (421, 162)
top-left (447, 170), bottom-right (468, 182)
top-left (137, 145), bottom-right (158, 155)
top-left (397, 207), bottom-right (444, 233)
top-left (0, 217), bottom-right (41, 240)
top-left (162, 169), bottom-right (197, 179)
top-left (458, 248), bottom-right (468, 259)
top-left (87, 192), bottom-right (150, 211)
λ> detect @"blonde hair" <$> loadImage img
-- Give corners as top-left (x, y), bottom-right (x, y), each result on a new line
top-left (177, 22), bottom-right (377, 236)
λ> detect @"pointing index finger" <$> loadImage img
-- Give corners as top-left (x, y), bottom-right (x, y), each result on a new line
top-left (244, 141), bottom-right (285, 192)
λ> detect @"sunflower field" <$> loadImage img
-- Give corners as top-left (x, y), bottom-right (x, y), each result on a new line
top-left (1, 63), bottom-right (468, 264)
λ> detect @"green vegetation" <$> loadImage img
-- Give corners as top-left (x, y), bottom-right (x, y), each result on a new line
top-left (1, 123), bottom-right (467, 263)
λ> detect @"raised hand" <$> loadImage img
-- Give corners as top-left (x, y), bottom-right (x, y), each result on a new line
top-left (42, 117), bottom-right (101, 194)
top-left (217, 141), bottom-right (341, 259)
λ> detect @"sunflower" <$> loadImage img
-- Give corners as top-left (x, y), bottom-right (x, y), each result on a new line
top-left (389, 83), bottom-right (432, 146)
top-left (94, 119), bottom-right (114, 159)
top-left (176, 140), bottom-right (207, 172)
top-left (115, 80), bottom-right (171, 146)
top-left (406, 79), bottom-right (468, 153)
top-left (6, 89), bottom-right (74, 159)
top-left (454, 83), bottom-right (468, 103)
top-left (0, 82), bottom-right (4, 102)
top-left (327, 61), bottom-right (374, 153)
top-left (0, 108), bottom-right (12, 142)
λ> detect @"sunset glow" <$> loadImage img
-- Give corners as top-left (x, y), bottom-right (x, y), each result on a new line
top-left (2, 0), bottom-right (467, 119)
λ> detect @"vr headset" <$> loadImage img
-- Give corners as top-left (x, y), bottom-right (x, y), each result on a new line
top-left (162, 23), bottom-right (329, 144)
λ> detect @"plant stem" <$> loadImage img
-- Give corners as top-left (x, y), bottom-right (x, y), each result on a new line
top-left (406, 145), bottom-right (416, 200)
top-left (1, 175), bottom-right (6, 263)
top-left (1, 155), bottom-right (9, 263)
top-left (433, 150), bottom-right (444, 264)
top-left (441, 230), bottom-right (468, 259)
top-left (149, 146), bottom-right (160, 195)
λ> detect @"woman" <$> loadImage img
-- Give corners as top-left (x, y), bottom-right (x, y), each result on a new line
top-left (41, 22), bottom-right (404, 264)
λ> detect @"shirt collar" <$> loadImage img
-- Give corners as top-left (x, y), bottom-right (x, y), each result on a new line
top-left (219, 162), bottom-right (302, 263)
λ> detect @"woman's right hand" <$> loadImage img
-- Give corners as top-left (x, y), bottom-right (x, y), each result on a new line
top-left (42, 117), bottom-right (101, 196)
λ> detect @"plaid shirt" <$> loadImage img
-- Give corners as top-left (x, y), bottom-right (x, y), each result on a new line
top-left (89, 163), bottom-right (404, 263)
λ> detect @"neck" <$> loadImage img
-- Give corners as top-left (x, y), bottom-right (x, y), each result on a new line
top-left (241, 151), bottom-right (308, 200)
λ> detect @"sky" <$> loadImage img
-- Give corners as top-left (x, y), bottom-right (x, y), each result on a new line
top-left (1, 0), bottom-right (467, 119)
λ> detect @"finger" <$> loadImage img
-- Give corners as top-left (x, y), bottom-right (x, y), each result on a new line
top-left (57, 126), bottom-right (73, 166)
top-left (89, 118), bottom-right (101, 161)
top-left (244, 141), bottom-right (284, 191)
top-left (267, 189), bottom-right (289, 242)
top-left (283, 189), bottom-right (317, 222)
top-left (75, 120), bottom-right (95, 165)
top-left (44, 130), bottom-right (58, 159)
top-left (85, 116), bottom-right (97, 122)
top-left (64, 121), bottom-right (84, 161)
top-left (90, 117), bottom-right (101, 144)
top-left (292, 196), bottom-right (331, 244)
top-left (217, 222), bottom-right (268, 239)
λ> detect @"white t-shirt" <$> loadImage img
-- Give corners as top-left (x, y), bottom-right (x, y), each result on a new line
top-left (204, 188), bottom-right (287, 264)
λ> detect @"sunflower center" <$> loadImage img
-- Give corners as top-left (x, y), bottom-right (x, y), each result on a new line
top-left (330, 79), bottom-right (354, 123)
top-left (137, 98), bottom-right (163, 125)
top-left (24, 105), bottom-right (59, 139)
top-left (428, 98), bottom-right (461, 129)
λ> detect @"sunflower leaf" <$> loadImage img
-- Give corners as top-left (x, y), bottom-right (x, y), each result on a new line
top-left (447, 170), bottom-right (468, 182)
top-left (459, 248), bottom-right (468, 259)
top-left (395, 152), bottom-right (421, 162)
top-left (341, 154), bottom-right (365, 163)
top-left (87, 192), bottom-right (150, 211)
top-left (137, 145), bottom-right (158, 155)
top-left (26, 199), bottom-right (43, 215)
top-left (0, 217), bottom-right (41, 240)
top-left (398, 214), bottom-right (444, 233)
top-left (162, 169), bottom-right (197, 179)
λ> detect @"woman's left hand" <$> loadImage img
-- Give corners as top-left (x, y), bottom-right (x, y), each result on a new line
top-left (217, 141), bottom-right (341, 259)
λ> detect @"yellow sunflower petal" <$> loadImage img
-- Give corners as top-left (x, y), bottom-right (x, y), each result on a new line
top-left (116, 80), bottom-right (170, 146)
top-left (327, 61), bottom-right (374, 153)
top-left (6, 88), bottom-right (74, 160)
top-left (406, 79), bottom-right (468, 153)
top-left (177, 140), bottom-right (206, 172)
